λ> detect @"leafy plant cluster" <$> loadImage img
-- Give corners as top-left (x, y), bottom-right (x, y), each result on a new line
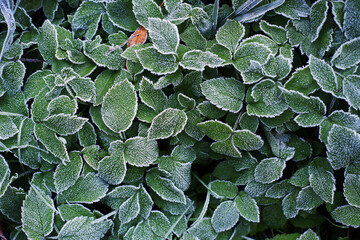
top-left (0, 0), bottom-right (360, 239)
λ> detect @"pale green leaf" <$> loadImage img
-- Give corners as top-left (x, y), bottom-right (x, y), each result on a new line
top-left (298, 229), bottom-right (319, 240)
top-left (232, 130), bottom-right (264, 151)
top-left (296, 186), bottom-right (323, 210)
top-left (284, 66), bottom-right (319, 95)
top-left (132, 0), bottom-right (163, 28)
top-left (58, 204), bottom-right (94, 221)
top-left (211, 138), bottom-right (242, 158)
top-left (343, 0), bottom-right (360, 39)
top-left (310, 0), bottom-right (328, 42)
top-left (147, 211), bottom-right (171, 237)
top-left (197, 120), bottom-right (232, 141)
top-left (331, 205), bottom-right (360, 227)
top-left (0, 116), bottom-right (18, 140)
top-left (139, 77), bottom-right (167, 112)
top-left (275, 0), bottom-right (310, 19)
top-left (0, 155), bottom-right (10, 197)
top-left (254, 158), bottom-right (285, 184)
top-left (148, 18), bottom-right (179, 54)
top-left (187, 218), bottom-right (217, 240)
top-left (119, 193), bottom-right (140, 224)
top-left (38, 20), bottom-right (58, 64)
top-left (136, 47), bottom-right (178, 75)
top-left (55, 151), bottom-right (83, 193)
top-left (211, 201), bottom-right (239, 233)
top-left (124, 137), bottom-right (159, 167)
top-left (233, 43), bottom-right (272, 72)
top-left (43, 114), bottom-right (87, 136)
top-left (180, 50), bottom-right (224, 71)
top-left (216, 19), bottom-right (244, 53)
top-left (260, 20), bottom-right (287, 44)
top-left (343, 75), bottom-right (360, 110)
top-left (98, 150), bottom-right (126, 185)
top-left (106, 0), bottom-right (138, 31)
top-left (209, 180), bottom-right (238, 199)
top-left (1, 61), bottom-right (25, 94)
top-left (47, 95), bottom-right (77, 115)
top-left (0, 186), bottom-right (25, 223)
top-left (344, 174), bottom-right (360, 207)
top-left (234, 191), bottom-right (260, 222)
top-left (331, 37), bottom-right (360, 70)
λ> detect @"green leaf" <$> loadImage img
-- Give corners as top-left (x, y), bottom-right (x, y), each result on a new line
top-left (148, 108), bottom-right (187, 140)
top-left (296, 186), bottom-right (323, 210)
top-left (215, 19), bottom-right (244, 53)
top-left (0, 115), bottom-right (18, 140)
top-left (343, 75), bottom-right (360, 110)
top-left (58, 173), bottom-right (108, 204)
top-left (309, 158), bottom-right (335, 203)
top-left (331, 37), bottom-right (360, 70)
top-left (119, 193), bottom-right (140, 224)
top-left (58, 204), bottom-right (94, 221)
top-left (132, 0), bottom-right (163, 28)
top-left (209, 180), bottom-right (238, 199)
top-left (309, 0), bottom-right (328, 42)
top-left (78, 122), bottom-right (96, 147)
top-left (211, 201), bottom-right (239, 233)
top-left (22, 185), bottom-right (55, 240)
top-left (0, 155), bottom-right (10, 197)
top-left (232, 130), bottom-right (264, 151)
top-left (124, 137), bottom-right (159, 167)
top-left (197, 120), bottom-right (232, 141)
top-left (58, 216), bottom-right (112, 240)
top-left (94, 70), bottom-right (120, 106)
top-left (234, 191), bottom-right (260, 223)
top-left (327, 125), bottom-right (360, 170)
top-left (180, 50), bottom-right (224, 71)
top-left (132, 220), bottom-right (154, 239)
top-left (146, 168), bottom-right (186, 204)
top-left (106, 0), bottom-right (138, 31)
top-left (254, 158), bottom-right (285, 184)
top-left (101, 80), bottom-right (137, 133)
top-left (233, 43), bottom-right (272, 72)
top-left (148, 18), bottom-right (179, 54)
top-left (201, 77), bottom-right (245, 113)
top-left (38, 20), bottom-right (58, 64)
top-left (47, 95), bottom-right (77, 115)
top-left (158, 156), bottom-right (191, 191)
top-left (266, 180), bottom-right (295, 199)
top-left (275, 0), bottom-right (310, 19)
top-left (282, 190), bottom-right (300, 219)
top-left (187, 218), bottom-right (217, 240)
top-left (263, 55), bottom-right (292, 80)
top-left (298, 229), bottom-right (319, 240)
top-left (136, 47), bottom-right (178, 75)
top-left (147, 211), bottom-right (171, 237)
top-left (55, 151), bottom-right (83, 193)
top-left (343, 0), bottom-right (360, 39)
top-left (43, 114), bottom-right (87, 136)
top-left (211, 138), bottom-right (242, 158)
top-left (344, 174), bottom-right (360, 207)
top-left (98, 149), bottom-right (126, 185)
top-left (0, 186), bottom-right (25, 223)
top-left (260, 20), bottom-right (287, 44)
top-left (34, 123), bottom-right (70, 164)
top-left (72, 1), bottom-right (105, 39)
top-left (180, 25), bottom-right (207, 51)
top-left (139, 77), bottom-right (167, 112)
top-left (1, 61), bottom-right (25, 94)
top-left (331, 205), bottom-right (360, 227)
top-left (285, 66), bottom-right (319, 95)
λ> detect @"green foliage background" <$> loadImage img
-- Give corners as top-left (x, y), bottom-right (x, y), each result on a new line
top-left (0, 0), bottom-right (360, 239)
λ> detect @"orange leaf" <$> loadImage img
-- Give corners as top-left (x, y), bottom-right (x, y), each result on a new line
top-left (127, 26), bottom-right (148, 47)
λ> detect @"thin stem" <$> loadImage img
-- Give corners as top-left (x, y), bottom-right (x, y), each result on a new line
top-left (189, 190), bottom-right (210, 228)
top-left (20, 58), bottom-right (44, 63)
top-left (233, 104), bottom-right (246, 130)
top-left (91, 210), bottom-right (117, 224)
top-left (164, 204), bottom-right (191, 240)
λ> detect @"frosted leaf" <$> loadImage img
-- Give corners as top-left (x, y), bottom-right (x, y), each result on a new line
top-left (124, 137), bottom-right (159, 167)
top-left (344, 174), bottom-right (360, 207)
top-left (148, 18), bottom-right (179, 54)
top-left (331, 37), bottom-right (360, 70)
top-left (209, 180), bottom-right (238, 199)
top-left (119, 193), bottom-right (140, 224)
top-left (47, 95), bottom-right (77, 115)
top-left (210, 138), bottom-right (242, 158)
top-left (94, 70), bottom-right (120, 106)
top-left (58, 204), bottom-right (94, 221)
top-left (298, 229), bottom-right (319, 240)
top-left (178, 94), bottom-right (196, 110)
top-left (275, 0), bottom-right (310, 19)
top-left (132, 0), bottom-right (163, 28)
top-left (309, 157), bottom-right (335, 203)
top-left (191, 7), bottom-right (212, 39)
top-left (211, 201), bottom-right (239, 233)
top-left (233, 130), bottom-right (264, 151)
top-left (309, 56), bottom-right (339, 97)
top-left (254, 157), bottom-right (285, 184)
top-left (245, 179), bottom-right (269, 197)
top-left (58, 216), bottom-right (112, 240)
top-left (197, 101), bottom-right (226, 119)
top-left (285, 66), bottom-right (319, 95)
top-left (265, 180), bottom-right (295, 199)
top-left (282, 88), bottom-right (325, 127)
top-left (139, 77), bottom-right (167, 112)
top-left (247, 79), bottom-right (288, 118)
top-left (78, 122), bottom-right (96, 147)
top-left (331, 205), bottom-right (360, 227)
top-left (22, 185), bottom-right (55, 240)
top-left (138, 184), bottom-right (153, 219)
top-left (148, 108), bottom-right (187, 140)
top-left (34, 123), bottom-right (70, 164)
top-left (180, 24), bottom-right (207, 51)
top-left (187, 218), bottom-right (217, 240)
top-left (58, 173), bottom-right (108, 204)
top-left (154, 69), bottom-right (182, 89)
top-left (296, 186), bottom-right (323, 210)
top-left (241, 60), bottom-right (264, 84)
top-left (71, 1), bottom-right (105, 39)
top-left (136, 46), bottom-right (178, 75)
top-left (98, 150), bottom-right (126, 185)
top-left (0, 155), bottom-right (10, 197)
top-left (239, 113), bottom-right (259, 132)
top-left (216, 19), bottom-right (245, 53)
top-left (43, 114), bottom-right (87, 136)
top-left (242, 35), bottom-right (278, 55)
top-left (23, 70), bottom-right (52, 100)
top-left (106, 0), bottom-right (138, 31)
top-left (327, 125), bottom-right (360, 170)
top-left (289, 167), bottom-right (309, 187)
top-left (260, 20), bottom-right (287, 44)
top-left (233, 43), bottom-right (272, 72)
top-left (309, 0), bottom-right (328, 42)
top-left (0, 116), bottom-right (18, 140)
top-left (197, 120), bottom-right (232, 141)
top-left (331, 1), bottom-right (344, 30)
top-left (263, 55), bottom-right (292, 80)
top-left (282, 190), bottom-right (300, 219)
top-left (83, 36), bottom-right (124, 70)
top-left (0, 186), bottom-right (25, 223)
top-left (55, 152), bottom-right (83, 193)
top-left (146, 168), bottom-right (186, 204)
top-left (132, 220), bottom-right (154, 239)
top-left (147, 211), bottom-right (171, 237)
top-left (38, 20), bottom-right (58, 64)
top-left (343, 0), bottom-right (360, 39)
top-left (158, 156), bottom-right (191, 191)
top-left (234, 191), bottom-right (260, 222)
top-left (200, 77), bottom-right (245, 113)
top-left (343, 75), bottom-right (360, 110)
top-left (180, 50), bottom-right (224, 71)
top-left (89, 106), bottom-right (117, 135)
top-left (1, 61), bottom-right (25, 94)
top-left (101, 80), bottom-right (137, 133)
